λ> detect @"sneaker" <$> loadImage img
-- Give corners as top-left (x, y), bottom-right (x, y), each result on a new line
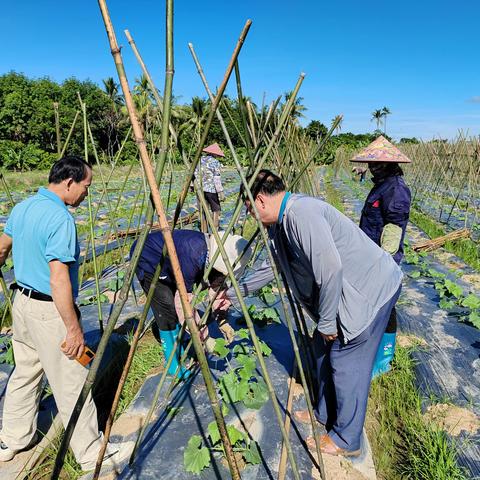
top-left (0, 433), bottom-right (39, 462)
top-left (0, 440), bottom-right (16, 462)
top-left (82, 440), bottom-right (135, 472)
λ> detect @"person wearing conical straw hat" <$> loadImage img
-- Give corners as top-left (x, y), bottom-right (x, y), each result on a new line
top-left (130, 229), bottom-right (252, 379)
top-left (194, 143), bottom-right (226, 230)
top-left (350, 135), bottom-right (412, 378)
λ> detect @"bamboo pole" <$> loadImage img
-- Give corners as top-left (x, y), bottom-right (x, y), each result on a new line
top-left (53, 101), bottom-right (62, 156)
top-left (278, 363), bottom-right (297, 480)
top-left (85, 2), bottom-right (244, 479)
top-left (188, 44), bottom-right (323, 479)
top-left (59, 111), bottom-right (80, 158)
top-left (0, 171), bottom-right (15, 207)
top-left (234, 61), bottom-right (254, 167)
top-left (171, 21), bottom-right (252, 227)
top-left (81, 97), bottom-right (104, 334)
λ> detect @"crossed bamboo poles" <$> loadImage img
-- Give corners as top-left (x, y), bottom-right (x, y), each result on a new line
top-left (45, 0), bottom-right (338, 478)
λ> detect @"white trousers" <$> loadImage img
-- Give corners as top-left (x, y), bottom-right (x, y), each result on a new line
top-left (1, 292), bottom-right (103, 467)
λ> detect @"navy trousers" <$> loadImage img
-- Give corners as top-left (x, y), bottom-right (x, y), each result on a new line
top-left (313, 286), bottom-right (401, 451)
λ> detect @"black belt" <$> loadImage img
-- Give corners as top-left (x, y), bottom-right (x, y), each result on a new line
top-left (10, 283), bottom-right (53, 302)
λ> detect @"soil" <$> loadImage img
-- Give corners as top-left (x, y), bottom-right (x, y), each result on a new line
top-left (104, 290), bottom-right (117, 304)
top-left (292, 380), bottom-right (305, 399)
top-left (423, 403), bottom-right (480, 436)
top-left (461, 273), bottom-right (480, 291)
top-left (110, 413), bottom-right (144, 437)
top-left (397, 333), bottom-right (427, 348)
top-left (311, 454), bottom-right (369, 480)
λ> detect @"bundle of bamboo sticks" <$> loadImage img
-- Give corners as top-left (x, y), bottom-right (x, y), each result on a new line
top-left (412, 228), bottom-right (471, 252)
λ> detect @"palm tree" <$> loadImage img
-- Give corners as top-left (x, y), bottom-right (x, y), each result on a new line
top-left (331, 114), bottom-right (343, 134)
top-left (283, 91), bottom-right (307, 122)
top-left (371, 109), bottom-right (384, 131)
top-left (381, 106), bottom-right (391, 135)
top-left (102, 77), bottom-right (123, 106)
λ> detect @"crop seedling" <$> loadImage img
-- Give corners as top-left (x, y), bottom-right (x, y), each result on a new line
top-left (78, 289), bottom-right (110, 306)
top-left (184, 421), bottom-right (261, 474)
top-left (0, 335), bottom-right (14, 365)
top-left (247, 304), bottom-right (281, 326)
top-left (106, 270), bottom-right (126, 292)
top-left (217, 329), bottom-right (271, 410)
top-left (259, 284), bottom-right (277, 305)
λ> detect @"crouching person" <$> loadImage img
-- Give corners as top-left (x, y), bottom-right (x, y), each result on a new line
top-left (131, 229), bottom-right (252, 379)
top-left (0, 156), bottom-right (132, 471)
top-left (229, 170), bottom-right (403, 457)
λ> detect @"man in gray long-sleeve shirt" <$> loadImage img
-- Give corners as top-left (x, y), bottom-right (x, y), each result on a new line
top-left (233, 170), bottom-right (402, 457)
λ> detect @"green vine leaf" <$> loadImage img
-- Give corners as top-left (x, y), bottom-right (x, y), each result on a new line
top-left (439, 298), bottom-right (455, 310)
top-left (219, 371), bottom-right (249, 404)
top-left (444, 279), bottom-right (463, 299)
top-left (237, 358), bottom-right (256, 379)
top-left (184, 435), bottom-right (210, 474)
top-left (468, 311), bottom-right (480, 329)
top-left (243, 440), bottom-right (261, 465)
top-left (462, 294), bottom-right (480, 310)
top-left (258, 340), bottom-right (272, 357)
top-left (236, 328), bottom-right (250, 340)
top-left (207, 421), bottom-right (245, 447)
top-left (243, 379), bottom-right (269, 410)
top-left (213, 338), bottom-right (230, 359)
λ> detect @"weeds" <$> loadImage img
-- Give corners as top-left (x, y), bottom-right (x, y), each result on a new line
top-left (25, 431), bottom-right (83, 480)
top-left (116, 329), bottom-right (164, 417)
top-left (324, 168), bottom-right (345, 213)
top-left (410, 209), bottom-right (480, 271)
top-left (367, 345), bottom-right (468, 480)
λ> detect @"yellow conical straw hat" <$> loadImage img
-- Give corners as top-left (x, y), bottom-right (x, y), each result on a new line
top-left (350, 136), bottom-right (412, 163)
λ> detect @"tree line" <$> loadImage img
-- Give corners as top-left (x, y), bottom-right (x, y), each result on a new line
top-left (0, 72), bottom-right (419, 171)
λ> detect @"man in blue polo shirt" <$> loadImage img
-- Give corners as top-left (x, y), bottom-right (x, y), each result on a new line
top-left (0, 156), bottom-right (131, 471)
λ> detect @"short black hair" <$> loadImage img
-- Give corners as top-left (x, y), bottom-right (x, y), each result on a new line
top-left (48, 156), bottom-right (92, 184)
top-left (241, 169), bottom-right (285, 201)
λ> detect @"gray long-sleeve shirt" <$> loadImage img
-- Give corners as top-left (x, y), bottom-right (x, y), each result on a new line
top-left (232, 194), bottom-right (403, 342)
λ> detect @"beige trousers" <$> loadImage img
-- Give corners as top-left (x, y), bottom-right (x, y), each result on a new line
top-left (0, 292), bottom-right (103, 467)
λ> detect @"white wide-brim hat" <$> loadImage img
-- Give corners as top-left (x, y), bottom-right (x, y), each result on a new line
top-left (209, 232), bottom-right (252, 279)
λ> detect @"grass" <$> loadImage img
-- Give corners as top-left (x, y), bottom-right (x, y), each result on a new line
top-left (366, 344), bottom-right (468, 480)
top-left (410, 208), bottom-right (480, 271)
top-left (24, 429), bottom-right (83, 480)
top-left (24, 329), bottom-right (164, 478)
top-left (116, 329), bottom-right (164, 417)
top-left (323, 168), bottom-right (345, 213)
top-left (80, 243), bottom-right (130, 281)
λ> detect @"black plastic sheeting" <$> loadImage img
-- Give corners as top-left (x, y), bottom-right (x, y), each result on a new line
top-left (108, 311), bottom-right (317, 480)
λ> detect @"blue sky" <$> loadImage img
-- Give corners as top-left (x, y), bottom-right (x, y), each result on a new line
top-left (1, 0), bottom-right (479, 140)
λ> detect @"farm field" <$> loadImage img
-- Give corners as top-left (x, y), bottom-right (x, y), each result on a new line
top-left (1, 158), bottom-right (479, 479)
top-left (1, 1), bottom-right (479, 479)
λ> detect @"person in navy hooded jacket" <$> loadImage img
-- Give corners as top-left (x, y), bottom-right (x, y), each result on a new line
top-left (351, 136), bottom-right (412, 377)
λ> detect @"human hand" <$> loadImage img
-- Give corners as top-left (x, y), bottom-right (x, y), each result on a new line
top-left (61, 327), bottom-right (85, 359)
top-left (217, 191), bottom-right (225, 202)
top-left (320, 332), bottom-right (338, 342)
top-left (209, 288), bottom-right (232, 312)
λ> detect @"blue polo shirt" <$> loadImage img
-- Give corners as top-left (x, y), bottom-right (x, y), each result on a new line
top-left (4, 187), bottom-right (80, 298)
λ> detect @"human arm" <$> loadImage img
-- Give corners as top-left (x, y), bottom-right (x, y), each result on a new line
top-left (380, 184), bottom-right (411, 254)
top-left (225, 258), bottom-right (275, 307)
top-left (212, 159), bottom-right (224, 194)
top-left (0, 234), bottom-right (13, 266)
top-left (49, 260), bottom-right (84, 359)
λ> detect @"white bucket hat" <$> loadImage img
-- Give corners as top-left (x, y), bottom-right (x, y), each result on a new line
top-left (208, 232), bottom-right (252, 279)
